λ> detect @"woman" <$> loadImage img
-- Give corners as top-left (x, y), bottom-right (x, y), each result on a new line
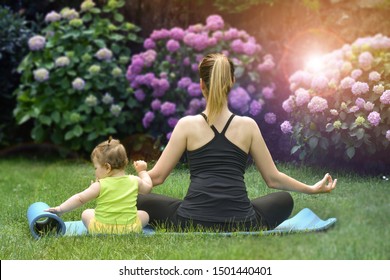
top-left (137, 53), bottom-right (337, 231)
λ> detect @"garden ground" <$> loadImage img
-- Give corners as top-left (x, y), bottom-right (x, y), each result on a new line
top-left (0, 158), bottom-right (388, 260)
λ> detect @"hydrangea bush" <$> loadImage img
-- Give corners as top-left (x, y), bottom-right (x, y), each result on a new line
top-left (281, 34), bottom-right (390, 162)
top-left (14, 0), bottom-right (141, 152)
top-left (126, 15), bottom-right (277, 142)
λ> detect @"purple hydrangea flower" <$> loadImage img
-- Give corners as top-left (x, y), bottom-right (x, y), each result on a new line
top-left (187, 83), bottom-right (202, 97)
top-left (151, 99), bottom-right (161, 111)
top-left (166, 39), bottom-right (180, 53)
top-left (143, 38), bottom-right (156, 49)
top-left (167, 117), bottom-right (179, 128)
top-left (178, 77), bottom-right (192, 89)
top-left (206, 15), bottom-right (224, 31)
top-left (134, 89), bottom-right (145, 102)
top-left (169, 27), bottom-right (185, 40)
top-left (280, 121), bottom-right (293, 134)
top-left (249, 100), bottom-right (262, 116)
top-left (160, 102), bottom-right (176, 116)
top-left (264, 112), bottom-right (277, 124)
top-left (355, 97), bottom-right (366, 108)
top-left (142, 111), bottom-right (155, 128)
top-left (229, 87), bottom-right (250, 113)
top-left (367, 111), bottom-right (381, 126)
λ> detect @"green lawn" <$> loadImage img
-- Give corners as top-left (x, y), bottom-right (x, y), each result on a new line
top-left (0, 158), bottom-right (389, 259)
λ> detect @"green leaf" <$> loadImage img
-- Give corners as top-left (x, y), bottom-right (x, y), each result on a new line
top-left (308, 137), bottom-right (319, 150)
top-left (291, 145), bottom-right (301, 155)
top-left (51, 111), bottom-right (61, 123)
top-left (114, 13), bottom-right (124, 22)
top-left (39, 115), bottom-right (52, 126)
top-left (346, 147), bottom-right (355, 159)
top-left (356, 128), bottom-right (365, 140)
top-left (65, 130), bottom-right (74, 140)
top-left (325, 123), bottom-right (334, 132)
top-left (73, 125), bottom-right (83, 137)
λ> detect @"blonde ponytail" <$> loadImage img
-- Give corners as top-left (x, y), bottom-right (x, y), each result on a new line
top-left (199, 54), bottom-right (234, 125)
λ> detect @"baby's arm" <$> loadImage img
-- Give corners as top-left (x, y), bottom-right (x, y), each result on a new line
top-left (45, 182), bottom-right (100, 215)
top-left (133, 160), bottom-right (153, 194)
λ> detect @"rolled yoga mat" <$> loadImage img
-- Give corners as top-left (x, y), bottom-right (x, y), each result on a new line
top-left (27, 202), bottom-right (87, 239)
top-left (27, 202), bottom-right (336, 238)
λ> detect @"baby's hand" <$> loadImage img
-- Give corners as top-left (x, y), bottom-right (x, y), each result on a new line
top-left (44, 206), bottom-right (62, 216)
top-left (133, 160), bottom-right (147, 173)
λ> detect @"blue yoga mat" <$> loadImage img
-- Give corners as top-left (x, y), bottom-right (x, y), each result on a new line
top-left (27, 202), bottom-right (336, 239)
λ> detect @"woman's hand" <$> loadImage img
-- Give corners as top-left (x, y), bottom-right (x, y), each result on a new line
top-left (311, 173), bottom-right (337, 194)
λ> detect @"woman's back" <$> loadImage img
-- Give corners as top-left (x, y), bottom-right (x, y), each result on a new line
top-left (183, 112), bottom-right (255, 154)
top-left (176, 112), bottom-right (257, 223)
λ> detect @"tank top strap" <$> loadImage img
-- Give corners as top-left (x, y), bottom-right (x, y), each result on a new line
top-left (200, 113), bottom-right (219, 134)
top-left (221, 114), bottom-right (236, 135)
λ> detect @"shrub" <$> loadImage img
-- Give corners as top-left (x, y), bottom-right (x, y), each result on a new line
top-left (0, 6), bottom-right (34, 147)
top-left (126, 14), bottom-right (277, 143)
top-left (13, 0), bottom-right (141, 153)
top-left (281, 34), bottom-right (390, 162)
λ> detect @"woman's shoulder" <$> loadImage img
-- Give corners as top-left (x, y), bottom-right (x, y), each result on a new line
top-left (233, 115), bottom-right (258, 126)
top-left (177, 114), bottom-right (205, 126)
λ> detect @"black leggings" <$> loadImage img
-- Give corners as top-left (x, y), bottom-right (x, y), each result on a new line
top-left (137, 191), bottom-right (293, 231)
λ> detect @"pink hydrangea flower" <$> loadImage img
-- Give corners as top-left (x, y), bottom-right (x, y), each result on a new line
top-left (380, 90), bottom-right (390, 104)
top-left (351, 69), bottom-right (363, 80)
top-left (340, 77), bottom-right (355, 89)
top-left (45, 11), bottom-right (61, 22)
top-left (280, 121), bottom-right (293, 134)
top-left (307, 96), bottom-right (328, 113)
top-left (264, 112), bottom-right (276, 124)
top-left (351, 82), bottom-right (369, 95)
top-left (358, 51), bottom-right (374, 70)
top-left (367, 111), bottom-right (381, 126)
top-left (28, 35), bottom-right (46, 51)
top-left (282, 96), bottom-right (295, 113)
top-left (206, 15), bottom-right (224, 31)
top-left (386, 130), bottom-right (390, 141)
top-left (166, 39), bottom-right (180, 52)
top-left (295, 88), bottom-right (310, 106)
top-left (369, 71), bottom-right (381, 82)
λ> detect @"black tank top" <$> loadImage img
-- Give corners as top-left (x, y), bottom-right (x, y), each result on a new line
top-left (177, 113), bottom-right (256, 222)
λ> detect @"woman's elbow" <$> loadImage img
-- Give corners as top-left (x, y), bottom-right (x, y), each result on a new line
top-left (263, 172), bottom-right (281, 189)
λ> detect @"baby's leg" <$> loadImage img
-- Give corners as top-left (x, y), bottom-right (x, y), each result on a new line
top-left (137, 210), bottom-right (149, 227)
top-left (81, 209), bottom-right (95, 228)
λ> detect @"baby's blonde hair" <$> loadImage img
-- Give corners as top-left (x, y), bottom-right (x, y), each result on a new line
top-left (91, 137), bottom-right (128, 170)
top-left (198, 53), bottom-right (235, 125)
